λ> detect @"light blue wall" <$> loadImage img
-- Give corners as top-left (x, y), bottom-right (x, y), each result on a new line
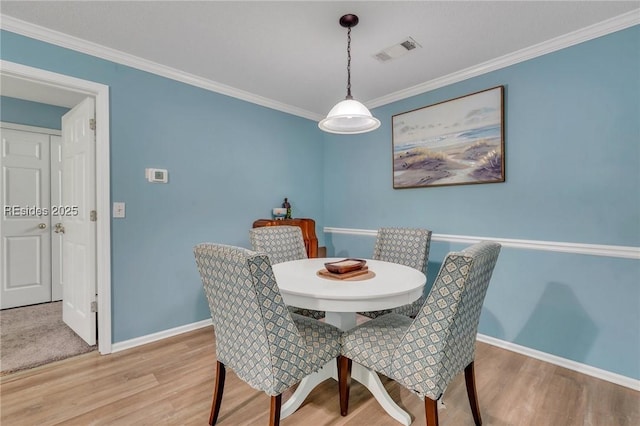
top-left (0, 96), bottom-right (69, 129)
top-left (323, 26), bottom-right (640, 379)
top-left (0, 30), bottom-right (325, 342)
top-left (1, 24), bottom-right (638, 381)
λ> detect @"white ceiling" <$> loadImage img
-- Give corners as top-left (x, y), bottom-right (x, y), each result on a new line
top-left (1, 1), bottom-right (639, 117)
top-left (1, 74), bottom-right (88, 108)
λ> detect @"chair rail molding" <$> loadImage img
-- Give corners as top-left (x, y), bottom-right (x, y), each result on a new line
top-left (323, 227), bottom-right (640, 260)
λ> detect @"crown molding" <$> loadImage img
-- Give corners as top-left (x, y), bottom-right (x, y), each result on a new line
top-left (1, 11), bottom-right (637, 120)
top-left (366, 10), bottom-right (640, 110)
top-left (0, 14), bottom-right (323, 122)
top-left (323, 227), bottom-right (640, 260)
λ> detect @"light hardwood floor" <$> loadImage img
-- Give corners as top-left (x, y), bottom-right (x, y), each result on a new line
top-left (1, 326), bottom-right (638, 425)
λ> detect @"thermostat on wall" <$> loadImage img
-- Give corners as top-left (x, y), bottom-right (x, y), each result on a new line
top-left (145, 168), bottom-right (168, 183)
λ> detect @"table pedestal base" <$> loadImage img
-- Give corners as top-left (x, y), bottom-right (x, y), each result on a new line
top-left (280, 360), bottom-right (336, 418)
top-left (351, 363), bottom-right (412, 425)
top-left (281, 360), bottom-right (411, 425)
top-left (282, 311), bottom-right (412, 425)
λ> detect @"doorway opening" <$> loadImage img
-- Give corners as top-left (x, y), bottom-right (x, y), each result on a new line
top-left (1, 122), bottom-right (63, 307)
top-left (0, 60), bottom-right (112, 354)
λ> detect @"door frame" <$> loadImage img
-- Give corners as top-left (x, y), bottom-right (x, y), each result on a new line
top-left (1, 60), bottom-right (112, 354)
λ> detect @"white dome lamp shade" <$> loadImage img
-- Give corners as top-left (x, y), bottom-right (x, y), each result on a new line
top-left (318, 14), bottom-right (380, 135)
top-left (319, 98), bottom-right (380, 134)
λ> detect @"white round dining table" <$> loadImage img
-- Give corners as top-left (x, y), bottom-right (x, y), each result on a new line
top-left (272, 257), bottom-right (426, 426)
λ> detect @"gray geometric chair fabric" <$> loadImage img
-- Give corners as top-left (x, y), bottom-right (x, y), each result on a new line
top-left (249, 225), bottom-right (307, 264)
top-left (341, 241), bottom-right (501, 425)
top-left (360, 227), bottom-right (432, 319)
top-left (193, 243), bottom-right (342, 425)
top-left (249, 226), bottom-right (325, 319)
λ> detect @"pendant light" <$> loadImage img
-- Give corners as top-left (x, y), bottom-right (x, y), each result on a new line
top-left (319, 14), bottom-right (380, 134)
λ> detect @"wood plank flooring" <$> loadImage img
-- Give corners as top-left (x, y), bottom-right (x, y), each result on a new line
top-left (1, 325), bottom-right (638, 425)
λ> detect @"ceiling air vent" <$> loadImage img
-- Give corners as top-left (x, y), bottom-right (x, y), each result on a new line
top-left (374, 37), bottom-right (422, 63)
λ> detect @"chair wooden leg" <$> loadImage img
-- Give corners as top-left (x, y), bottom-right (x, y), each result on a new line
top-left (464, 361), bottom-right (482, 425)
top-left (269, 394), bottom-right (282, 426)
top-left (209, 361), bottom-right (226, 425)
top-left (337, 356), bottom-right (352, 416)
top-left (425, 397), bottom-right (439, 426)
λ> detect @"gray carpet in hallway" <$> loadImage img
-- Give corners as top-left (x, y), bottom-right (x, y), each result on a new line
top-left (1, 301), bottom-right (96, 375)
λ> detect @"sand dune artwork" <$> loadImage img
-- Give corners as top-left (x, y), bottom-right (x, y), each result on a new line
top-left (392, 86), bottom-right (505, 189)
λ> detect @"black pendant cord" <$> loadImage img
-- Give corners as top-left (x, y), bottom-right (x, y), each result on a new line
top-left (346, 26), bottom-right (353, 100)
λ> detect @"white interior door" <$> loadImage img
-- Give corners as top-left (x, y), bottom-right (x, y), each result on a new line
top-left (50, 135), bottom-right (63, 301)
top-left (61, 97), bottom-right (96, 345)
top-left (0, 128), bottom-right (52, 309)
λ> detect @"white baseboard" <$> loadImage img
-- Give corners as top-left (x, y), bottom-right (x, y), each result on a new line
top-left (109, 317), bottom-right (638, 391)
top-left (111, 318), bottom-right (212, 353)
top-left (477, 333), bottom-right (640, 391)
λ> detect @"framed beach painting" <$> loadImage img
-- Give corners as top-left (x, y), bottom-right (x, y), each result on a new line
top-left (392, 86), bottom-right (505, 189)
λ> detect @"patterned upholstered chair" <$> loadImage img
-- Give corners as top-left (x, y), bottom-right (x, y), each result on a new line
top-left (340, 241), bottom-right (501, 425)
top-left (193, 243), bottom-right (343, 425)
top-left (249, 226), bottom-right (325, 319)
top-left (360, 227), bottom-right (432, 319)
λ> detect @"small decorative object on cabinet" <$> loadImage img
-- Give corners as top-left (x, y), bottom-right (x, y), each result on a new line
top-left (252, 218), bottom-right (318, 258)
top-left (282, 198), bottom-right (292, 219)
top-left (272, 208), bottom-right (287, 220)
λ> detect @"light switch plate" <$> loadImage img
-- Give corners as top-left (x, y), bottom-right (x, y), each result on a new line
top-left (113, 202), bottom-right (126, 218)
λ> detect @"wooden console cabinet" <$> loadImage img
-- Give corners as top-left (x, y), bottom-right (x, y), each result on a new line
top-left (252, 218), bottom-right (319, 258)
